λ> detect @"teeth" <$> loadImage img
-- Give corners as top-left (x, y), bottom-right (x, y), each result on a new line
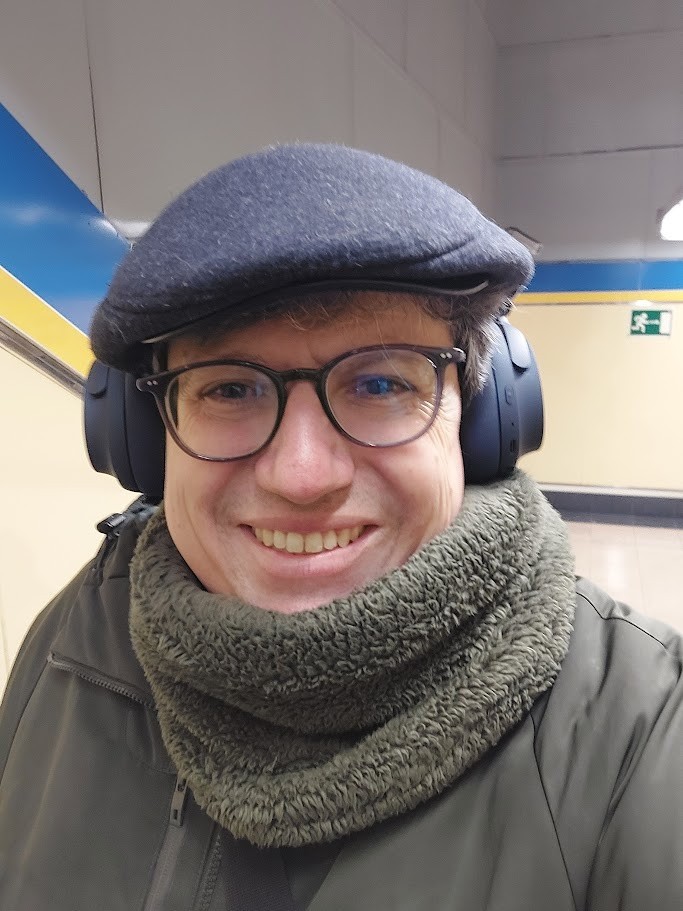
top-left (323, 530), bottom-right (338, 551)
top-left (304, 532), bottom-right (323, 554)
top-left (254, 525), bottom-right (364, 554)
top-left (286, 533), bottom-right (304, 554)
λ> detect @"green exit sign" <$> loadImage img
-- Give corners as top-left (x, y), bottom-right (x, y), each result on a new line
top-left (630, 309), bottom-right (672, 336)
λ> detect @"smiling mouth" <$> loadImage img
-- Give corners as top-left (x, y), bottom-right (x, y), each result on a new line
top-left (252, 526), bottom-right (365, 554)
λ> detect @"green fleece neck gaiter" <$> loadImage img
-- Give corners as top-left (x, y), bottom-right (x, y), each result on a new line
top-left (129, 470), bottom-right (575, 848)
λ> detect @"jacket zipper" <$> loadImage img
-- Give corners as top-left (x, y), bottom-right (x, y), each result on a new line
top-left (142, 775), bottom-right (191, 911)
top-left (143, 780), bottom-right (222, 911)
top-left (47, 652), bottom-right (154, 707)
top-left (196, 827), bottom-right (222, 911)
top-left (49, 652), bottom-right (221, 909)
top-left (51, 506), bottom-right (218, 910)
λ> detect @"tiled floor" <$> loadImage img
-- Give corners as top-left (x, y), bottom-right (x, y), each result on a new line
top-left (566, 519), bottom-right (683, 632)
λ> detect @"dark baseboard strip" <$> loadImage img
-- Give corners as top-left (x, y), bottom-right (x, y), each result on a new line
top-left (540, 488), bottom-right (683, 528)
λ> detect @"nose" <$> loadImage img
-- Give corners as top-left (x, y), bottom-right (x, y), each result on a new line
top-left (253, 382), bottom-right (355, 504)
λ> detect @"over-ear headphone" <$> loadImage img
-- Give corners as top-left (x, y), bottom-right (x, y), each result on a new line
top-left (84, 318), bottom-right (543, 500)
top-left (460, 318), bottom-right (544, 483)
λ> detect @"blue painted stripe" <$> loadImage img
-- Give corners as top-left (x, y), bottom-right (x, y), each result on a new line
top-left (529, 260), bottom-right (683, 294)
top-left (637, 260), bottom-right (683, 290)
top-left (0, 104), bottom-right (128, 334)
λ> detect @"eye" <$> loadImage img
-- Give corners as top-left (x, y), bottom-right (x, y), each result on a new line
top-left (204, 381), bottom-right (262, 401)
top-left (352, 374), bottom-right (414, 397)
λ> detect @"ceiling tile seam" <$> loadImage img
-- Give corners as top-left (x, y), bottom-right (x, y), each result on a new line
top-left (326, 0), bottom-right (405, 70)
top-left (327, 0), bottom-right (460, 131)
top-left (500, 143), bottom-right (683, 163)
top-left (463, 0), bottom-right (499, 156)
top-left (499, 26), bottom-right (683, 51)
top-left (81, 0), bottom-right (103, 212)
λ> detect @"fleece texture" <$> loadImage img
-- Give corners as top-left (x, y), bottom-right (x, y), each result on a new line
top-left (129, 471), bottom-right (574, 848)
top-left (91, 143), bottom-right (534, 372)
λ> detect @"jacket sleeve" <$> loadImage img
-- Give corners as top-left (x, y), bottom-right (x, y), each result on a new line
top-left (585, 623), bottom-right (683, 909)
top-left (0, 562), bottom-right (92, 783)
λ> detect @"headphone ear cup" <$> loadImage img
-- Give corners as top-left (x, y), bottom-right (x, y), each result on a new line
top-left (460, 369), bottom-right (503, 484)
top-left (84, 362), bottom-right (166, 500)
top-left (460, 320), bottom-right (544, 484)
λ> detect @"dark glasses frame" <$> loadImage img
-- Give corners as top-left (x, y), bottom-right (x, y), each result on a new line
top-left (136, 343), bottom-right (466, 461)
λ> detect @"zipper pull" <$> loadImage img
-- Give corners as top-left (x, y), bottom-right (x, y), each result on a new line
top-left (170, 775), bottom-right (189, 827)
top-left (96, 512), bottom-right (128, 536)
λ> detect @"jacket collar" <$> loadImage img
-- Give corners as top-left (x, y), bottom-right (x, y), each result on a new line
top-left (51, 510), bottom-right (155, 706)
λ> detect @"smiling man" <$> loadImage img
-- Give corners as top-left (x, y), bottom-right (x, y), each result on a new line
top-left (1, 144), bottom-right (682, 910)
top-left (159, 297), bottom-right (465, 612)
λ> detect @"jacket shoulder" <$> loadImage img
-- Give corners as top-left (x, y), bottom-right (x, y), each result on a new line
top-left (575, 575), bottom-right (683, 660)
top-left (538, 577), bottom-right (682, 742)
top-left (0, 561), bottom-right (91, 782)
top-left (532, 577), bottom-right (683, 909)
top-left (0, 501), bottom-right (154, 782)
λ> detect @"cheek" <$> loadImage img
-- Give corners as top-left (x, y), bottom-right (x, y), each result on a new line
top-left (164, 443), bottom-right (195, 514)
top-left (163, 445), bottom-right (199, 557)
top-left (163, 444), bottom-right (245, 593)
top-left (381, 392), bottom-right (464, 550)
top-left (425, 403), bottom-right (464, 523)
top-left (163, 440), bottom-right (227, 538)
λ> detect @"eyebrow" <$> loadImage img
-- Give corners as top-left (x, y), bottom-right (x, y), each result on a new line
top-left (173, 349), bottom-right (270, 369)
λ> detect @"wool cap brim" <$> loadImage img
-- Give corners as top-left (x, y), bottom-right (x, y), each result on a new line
top-left (91, 143), bottom-right (534, 371)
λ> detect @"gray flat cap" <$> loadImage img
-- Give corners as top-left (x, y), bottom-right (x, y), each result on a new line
top-left (91, 143), bottom-right (534, 370)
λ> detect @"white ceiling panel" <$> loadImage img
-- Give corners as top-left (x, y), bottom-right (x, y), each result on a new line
top-left (405, 0), bottom-right (467, 124)
top-left (544, 32), bottom-right (683, 155)
top-left (499, 31), bottom-right (683, 158)
top-left (331, 0), bottom-right (407, 65)
top-left (662, 0), bottom-right (683, 29)
top-left (465, 0), bottom-right (496, 153)
top-left (485, 0), bottom-right (675, 46)
top-left (87, 0), bottom-right (354, 222)
top-left (352, 31), bottom-right (439, 176)
top-left (439, 113), bottom-right (485, 206)
top-left (496, 45), bottom-right (551, 158)
top-left (2, 0), bottom-right (100, 206)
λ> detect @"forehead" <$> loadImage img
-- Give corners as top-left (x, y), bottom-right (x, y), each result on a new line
top-left (166, 294), bottom-right (453, 367)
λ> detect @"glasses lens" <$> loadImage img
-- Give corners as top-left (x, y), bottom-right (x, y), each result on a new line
top-left (326, 349), bottom-right (439, 446)
top-left (166, 364), bottom-right (279, 458)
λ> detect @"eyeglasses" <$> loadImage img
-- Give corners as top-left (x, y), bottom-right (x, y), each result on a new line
top-left (136, 344), bottom-right (466, 461)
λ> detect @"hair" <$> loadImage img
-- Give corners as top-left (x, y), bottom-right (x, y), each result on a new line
top-left (152, 288), bottom-right (507, 405)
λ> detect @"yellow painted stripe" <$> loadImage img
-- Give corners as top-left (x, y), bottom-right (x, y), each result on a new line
top-left (0, 266), bottom-right (93, 376)
top-left (517, 289), bottom-right (683, 305)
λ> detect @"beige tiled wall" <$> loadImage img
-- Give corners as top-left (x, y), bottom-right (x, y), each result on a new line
top-left (512, 302), bottom-right (683, 491)
top-left (0, 346), bottom-right (130, 693)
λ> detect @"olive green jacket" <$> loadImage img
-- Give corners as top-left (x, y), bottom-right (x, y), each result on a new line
top-left (1, 507), bottom-right (682, 910)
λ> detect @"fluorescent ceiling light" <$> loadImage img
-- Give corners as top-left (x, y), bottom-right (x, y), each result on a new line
top-left (659, 198), bottom-right (683, 241)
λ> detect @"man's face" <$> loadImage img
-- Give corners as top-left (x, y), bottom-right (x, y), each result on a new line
top-left (163, 298), bottom-right (465, 613)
